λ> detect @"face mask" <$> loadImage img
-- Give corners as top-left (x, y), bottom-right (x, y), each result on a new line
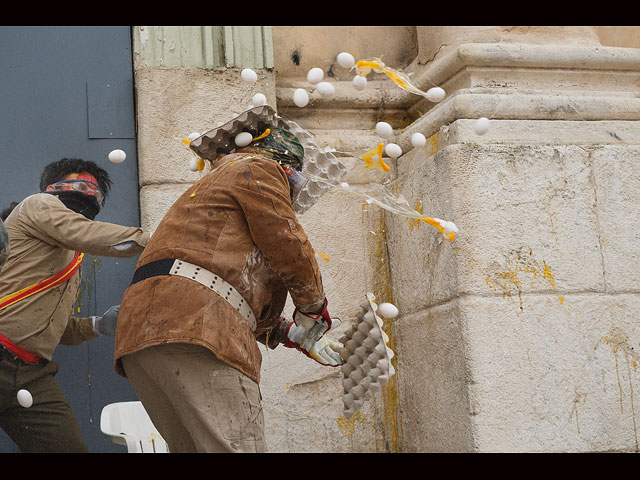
top-left (282, 165), bottom-right (309, 202)
top-left (50, 190), bottom-right (101, 220)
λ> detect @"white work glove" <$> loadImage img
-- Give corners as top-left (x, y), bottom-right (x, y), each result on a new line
top-left (292, 298), bottom-right (334, 347)
top-left (284, 320), bottom-right (344, 367)
top-left (92, 305), bottom-right (120, 336)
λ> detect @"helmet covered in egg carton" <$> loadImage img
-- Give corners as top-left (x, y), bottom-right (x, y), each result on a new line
top-left (188, 104), bottom-right (347, 214)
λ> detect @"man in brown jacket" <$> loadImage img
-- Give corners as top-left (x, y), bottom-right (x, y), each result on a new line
top-left (114, 107), bottom-right (345, 453)
top-left (0, 158), bottom-right (149, 452)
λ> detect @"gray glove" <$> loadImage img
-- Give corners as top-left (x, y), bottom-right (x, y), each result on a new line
top-left (92, 305), bottom-right (120, 336)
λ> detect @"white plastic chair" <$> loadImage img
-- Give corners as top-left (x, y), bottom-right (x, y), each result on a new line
top-left (100, 401), bottom-right (169, 453)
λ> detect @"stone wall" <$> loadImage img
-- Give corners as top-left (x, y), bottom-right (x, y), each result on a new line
top-left (132, 25), bottom-right (640, 452)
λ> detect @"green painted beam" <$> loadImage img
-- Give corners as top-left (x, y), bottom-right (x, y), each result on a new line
top-left (133, 26), bottom-right (273, 69)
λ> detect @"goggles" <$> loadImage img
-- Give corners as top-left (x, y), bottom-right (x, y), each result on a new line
top-left (49, 179), bottom-right (104, 204)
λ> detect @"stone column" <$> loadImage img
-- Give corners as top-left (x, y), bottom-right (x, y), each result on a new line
top-left (387, 28), bottom-right (640, 452)
top-left (131, 26), bottom-right (275, 231)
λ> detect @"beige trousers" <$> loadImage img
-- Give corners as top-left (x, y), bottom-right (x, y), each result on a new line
top-left (121, 343), bottom-right (265, 453)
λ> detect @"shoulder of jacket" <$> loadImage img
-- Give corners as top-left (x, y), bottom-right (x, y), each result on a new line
top-left (25, 192), bottom-right (60, 205)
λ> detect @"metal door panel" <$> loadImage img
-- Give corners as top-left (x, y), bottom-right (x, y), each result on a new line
top-left (0, 26), bottom-right (140, 452)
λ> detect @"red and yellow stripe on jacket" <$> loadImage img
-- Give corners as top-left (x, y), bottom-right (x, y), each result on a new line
top-left (0, 251), bottom-right (84, 311)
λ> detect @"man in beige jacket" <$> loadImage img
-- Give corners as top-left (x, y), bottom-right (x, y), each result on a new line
top-left (0, 158), bottom-right (149, 452)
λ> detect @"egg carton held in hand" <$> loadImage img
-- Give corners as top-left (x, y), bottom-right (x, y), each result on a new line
top-left (339, 292), bottom-right (396, 419)
top-left (188, 104), bottom-right (347, 215)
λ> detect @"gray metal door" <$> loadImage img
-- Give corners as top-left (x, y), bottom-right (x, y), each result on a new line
top-left (0, 26), bottom-right (140, 452)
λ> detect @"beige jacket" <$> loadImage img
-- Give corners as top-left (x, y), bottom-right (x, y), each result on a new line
top-left (0, 193), bottom-right (149, 360)
top-left (114, 151), bottom-right (325, 383)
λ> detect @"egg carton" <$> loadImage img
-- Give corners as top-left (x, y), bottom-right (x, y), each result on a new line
top-left (339, 292), bottom-right (396, 419)
top-left (188, 104), bottom-right (347, 214)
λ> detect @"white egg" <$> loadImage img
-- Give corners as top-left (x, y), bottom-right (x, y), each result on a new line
top-left (474, 117), bottom-right (490, 135)
top-left (336, 52), bottom-right (355, 69)
top-left (316, 81), bottom-right (335, 97)
top-left (187, 132), bottom-right (200, 141)
top-left (241, 68), bottom-right (257, 84)
top-left (352, 75), bottom-right (367, 91)
top-left (375, 122), bottom-right (393, 139)
top-left (191, 157), bottom-right (206, 172)
top-left (17, 389), bottom-right (33, 408)
top-left (293, 88), bottom-right (309, 108)
top-left (377, 302), bottom-right (399, 319)
top-left (108, 149), bottom-right (126, 164)
top-left (340, 182), bottom-right (350, 188)
top-left (425, 86), bottom-right (446, 103)
top-left (384, 143), bottom-right (403, 158)
top-left (252, 93), bottom-right (267, 106)
top-left (234, 132), bottom-right (253, 147)
top-left (411, 132), bottom-right (427, 148)
top-left (307, 67), bottom-right (324, 84)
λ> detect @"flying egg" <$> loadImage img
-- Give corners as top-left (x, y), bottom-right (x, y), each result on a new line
top-left (316, 81), bottom-right (335, 97)
top-left (352, 75), bottom-right (367, 91)
top-left (252, 93), bottom-right (267, 106)
top-left (384, 143), bottom-right (402, 158)
top-left (108, 149), bottom-right (126, 164)
top-left (377, 302), bottom-right (399, 319)
top-left (474, 117), bottom-right (490, 135)
top-left (293, 88), bottom-right (309, 107)
top-left (375, 122), bottom-right (393, 139)
top-left (307, 67), bottom-right (324, 85)
top-left (234, 132), bottom-right (253, 147)
top-left (17, 389), bottom-right (33, 408)
top-left (241, 68), bottom-right (257, 84)
top-left (425, 87), bottom-right (446, 103)
top-left (411, 132), bottom-right (427, 148)
top-left (336, 52), bottom-right (355, 69)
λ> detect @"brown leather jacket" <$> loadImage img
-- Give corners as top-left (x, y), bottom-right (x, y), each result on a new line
top-left (0, 193), bottom-right (149, 360)
top-left (114, 151), bottom-right (325, 383)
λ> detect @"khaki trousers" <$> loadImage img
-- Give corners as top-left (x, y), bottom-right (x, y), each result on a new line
top-left (121, 343), bottom-right (265, 453)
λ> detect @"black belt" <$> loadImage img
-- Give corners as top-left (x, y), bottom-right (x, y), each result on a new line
top-left (0, 344), bottom-right (46, 366)
top-left (130, 259), bottom-right (176, 285)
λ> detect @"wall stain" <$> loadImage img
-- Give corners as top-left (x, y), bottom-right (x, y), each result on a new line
top-left (336, 410), bottom-right (366, 438)
top-left (599, 327), bottom-right (640, 451)
top-left (484, 247), bottom-right (561, 314)
top-left (407, 200), bottom-right (423, 231)
top-left (569, 390), bottom-right (587, 434)
top-left (359, 201), bottom-right (401, 452)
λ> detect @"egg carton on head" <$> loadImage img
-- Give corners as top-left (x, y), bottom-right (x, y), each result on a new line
top-left (339, 292), bottom-right (396, 419)
top-left (188, 104), bottom-right (347, 214)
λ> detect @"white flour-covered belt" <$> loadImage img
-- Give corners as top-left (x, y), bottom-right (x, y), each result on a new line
top-left (130, 258), bottom-right (257, 331)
